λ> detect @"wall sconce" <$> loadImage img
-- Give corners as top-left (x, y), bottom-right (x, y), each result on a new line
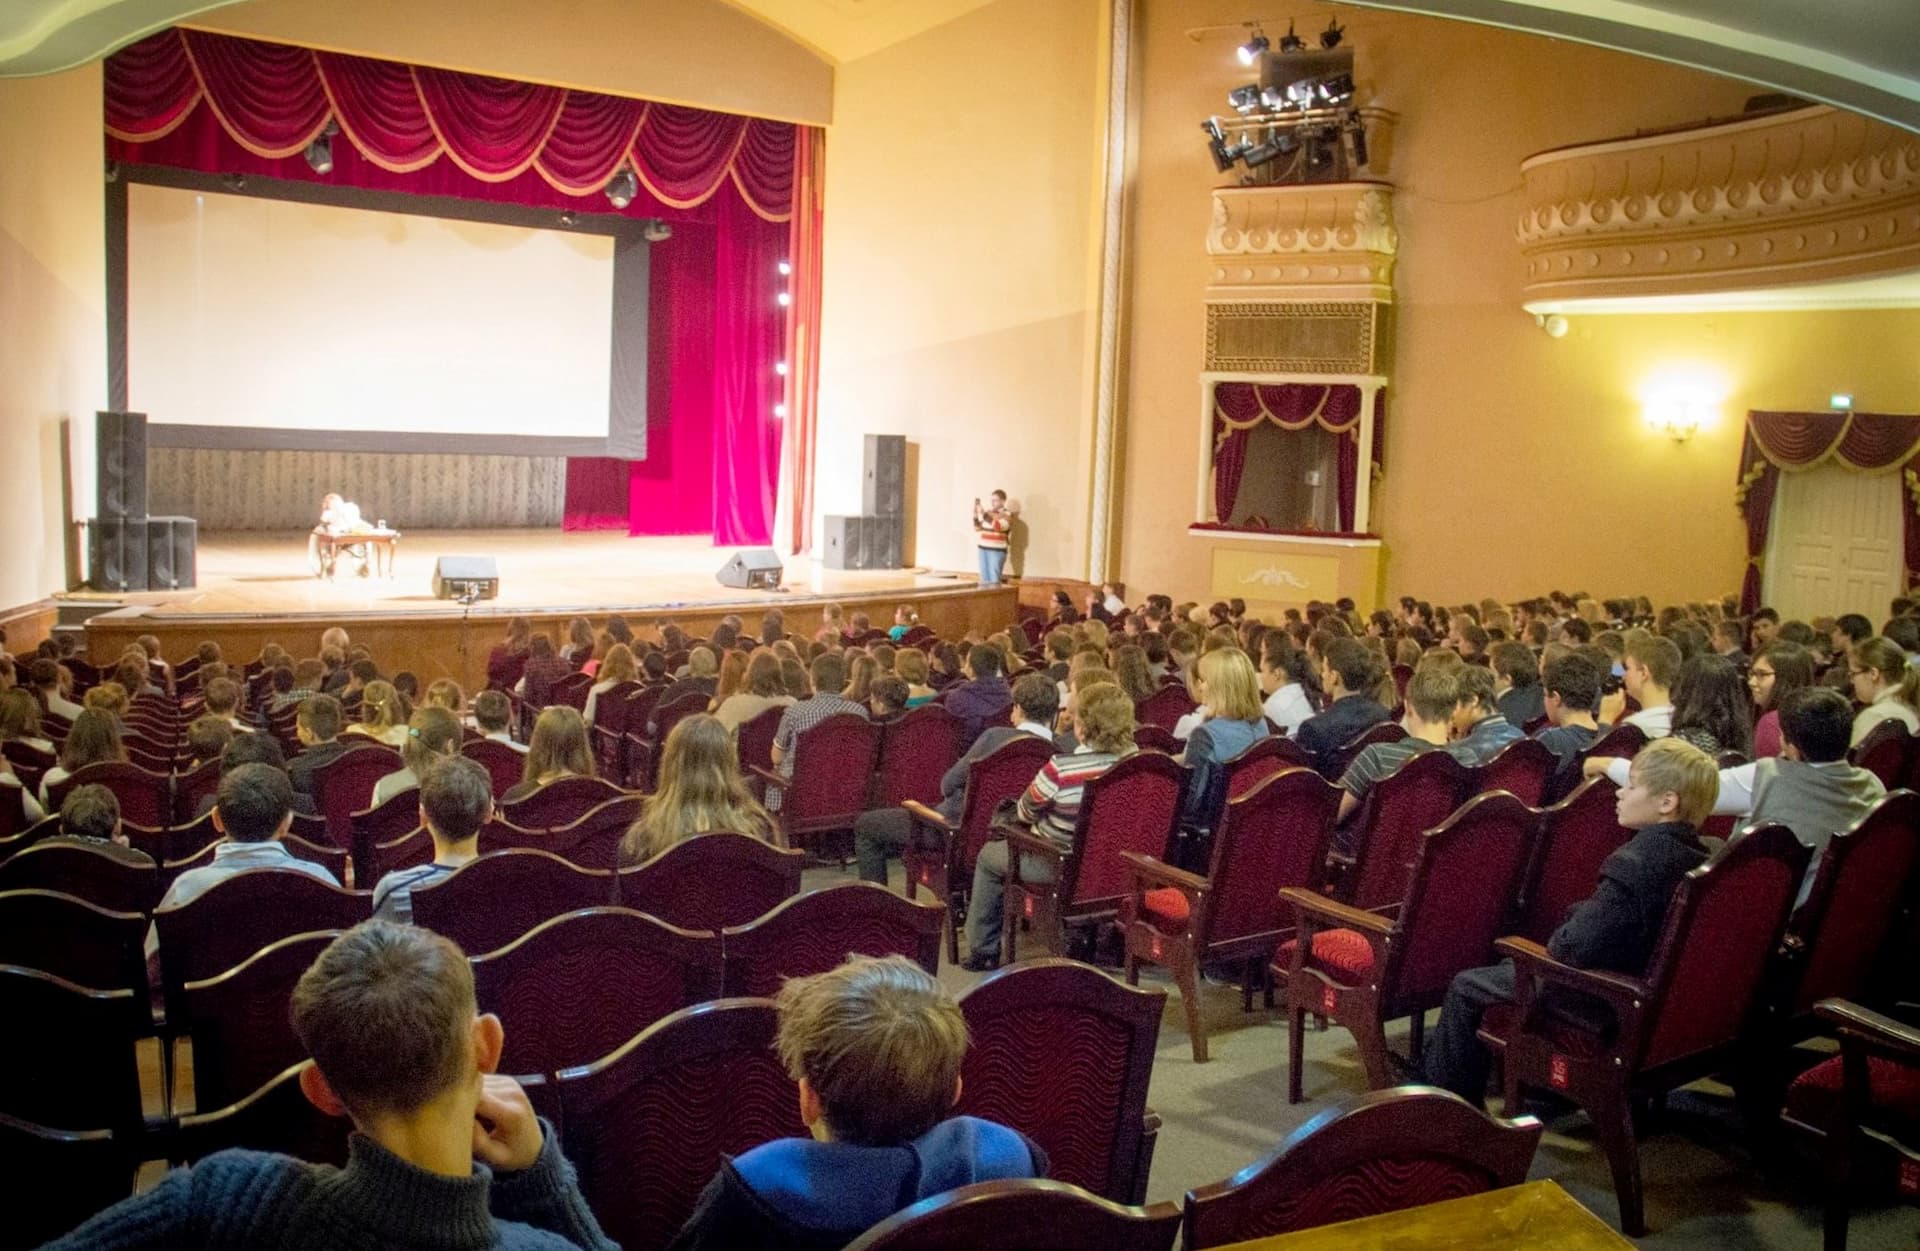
top-left (1643, 395), bottom-right (1711, 442)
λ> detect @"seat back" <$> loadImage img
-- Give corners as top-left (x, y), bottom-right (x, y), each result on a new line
top-left (1582, 722), bottom-right (1647, 763)
top-left (471, 907), bottom-right (720, 1077)
top-left (349, 786), bottom-right (423, 884)
top-left (1388, 792), bottom-right (1538, 1007)
top-left (1221, 736), bottom-right (1312, 801)
top-left (460, 738), bottom-right (526, 801)
top-left (721, 883), bottom-right (943, 998)
top-left (1513, 776), bottom-right (1631, 944)
top-left (1637, 824), bottom-right (1811, 1070)
top-left (0, 1112), bottom-right (131, 1250)
top-left (1468, 737), bottom-right (1556, 806)
top-left (844, 1180), bottom-right (1182, 1251)
top-left (0, 841), bottom-right (159, 915)
top-left (50, 762), bottom-right (172, 830)
top-left (734, 705), bottom-right (785, 777)
top-left (173, 1061), bottom-right (351, 1167)
top-left (1133, 725), bottom-right (1181, 755)
top-left (172, 759), bottom-right (221, 826)
top-left (499, 775), bottom-right (628, 833)
top-left (590, 680), bottom-right (643, 739)
top-left (1324, 722), bottom-right (1407, 781)
top-left (650, 689), bottom-right (711, 750)
top-left (1200, 769), bottom-right (1341, 946)
top-left (539, 795), bottom-right (643, 870)
top-left (1135, 686), bottom-right (1196, 734)
top-left (0, 779), bottom-right (29, 844)
top-left (782, 714), bottom-right (882, 834)
top-left (1787, 789), bottom-right (1920, 1017)
top-left (952, 735), bottom-right (1056, 881)
top-left (313, 744), bottom-right (402, 849)
top-left (1849, 720), bottom-right (1912, 789)
top-left (614, 832), bottom-right (804, 932)
top-left (0, 889), bottom-right (147, 990)
top-left (183, 930), bottom-right (342, 1110)
top-left (153, 868), bottom-right (370, 995)
top-left (372, 826), bottom-right (434, 880)
top-left (955, 959), bottom-right (1164, 1203)
top-left (550, 670), bottom-right (594, 711)
top-left (557, 1000), bottom-right (805, 1251)
top-left (2, 742), bottom-right (56, 794)
top-left (1181, 1087), bottom-right (1542, 1246)
top-left (0, 964), bottom-right (144, 1132)
top-left (1059, 752), bottom-right (1185, 911)
top-left (409, 850), bottom-right (615, 954)
top-left (1344, 750), bottom-right (1470, 910)
top-left (872, 703), bottom-right (962, 808)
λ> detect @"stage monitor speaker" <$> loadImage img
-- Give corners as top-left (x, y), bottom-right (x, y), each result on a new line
top-left (716, 548), bottom-right (783, 590)
top-left (89, 516), bottom-right (149, 592)
top-left (95, 410), bottom-right (148, 520)
top-left (823, 515), bottom-right (866, 571)
top-left (432, 556), bottom-right (499, 601)
top-left (863, 434), bottom-right (906, 519)
top-left (864, 514), bottom-right (904, 570)
top-left (145, 516), bottom-right (198, 590)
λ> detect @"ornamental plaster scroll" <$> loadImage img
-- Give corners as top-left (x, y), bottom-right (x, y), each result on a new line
top-left (1208, 182), bottom-right (1398, 304)
top-left (1518, 105), bottom-right (1920, 304)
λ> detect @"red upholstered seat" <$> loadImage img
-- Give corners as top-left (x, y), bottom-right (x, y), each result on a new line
top-left (1275, 928), bottom-right (1376, 984)
top-left (1787, 1054), bottom-right (1920, 1129)
top-left (1139, 887), bottom-right (1188, 927)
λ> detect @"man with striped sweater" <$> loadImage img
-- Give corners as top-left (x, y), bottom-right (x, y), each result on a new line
top-left (973, 490), bottom-right (1011, 586)
top-left (960, 682), bottom-right (1137, 971)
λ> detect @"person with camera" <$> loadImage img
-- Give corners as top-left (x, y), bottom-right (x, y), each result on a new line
top-left (972, 489), bottom-right (1011, 586)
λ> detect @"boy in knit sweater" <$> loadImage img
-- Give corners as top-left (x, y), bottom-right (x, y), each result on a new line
top-left (44, 922), bottom-right (616, 1251)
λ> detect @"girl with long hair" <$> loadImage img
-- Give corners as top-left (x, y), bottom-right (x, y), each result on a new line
top-left (40, 708), bottom-right (125, 806)
top-left (842, 654), bottom-right (879, 704)
top-left (714, 652), bottom-right (796, 730)
top-left (487, 616), bottom-right (532, 692)
top-left (619, 714), bottom-right (774, 865)
top-left (1179, 648), bottom-right (1271, 840)
top-left (1748, 640), bottom-right (1816, 758)
top-left (1670, 653), bottom-right (1753, 758)
top-left (584, 644), bottom-right (640, 725)
top-left (345, 680), bottom-right (410, 747)
top-left (505, 706), bottom-right (594, 802)
top-left (894, 648), bottom-right (937, 707)
top-left (372, 706), bottom-right (463, 806)
top-left (1849, 636), bottom-right (1920, 746)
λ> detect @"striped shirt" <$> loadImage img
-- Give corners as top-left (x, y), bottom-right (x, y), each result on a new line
top-left (371, 861), bottom-right (459, 927)
top-left (1017, 749), bottom-right (1124, 854)
top-left (975, 508), bottom-right (1010, 551)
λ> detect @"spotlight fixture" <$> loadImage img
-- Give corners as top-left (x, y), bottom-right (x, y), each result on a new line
top-left (1277, 20), bottom-right (1306, 53)
top-left (305, 120), bottom-right (339, 175)
top-left (1320, 18), bottom-right (1344, 49)
top-left (1343, 110), bottom-right (1369, 166)
top-left (1315, 73), bottom-right (1354, 105)
top-left (604, 166), bottom-right (638, 209)
top-left (1284, 79), bottom-right (1317, 106)
top-left (1236, 30), bottom-right (1268, 66)
top-left (641, 218), bottom-right (673, 242)
top-left (1241, 138), bottom-right (1287, 168)
top-left (558, 211), bottom-right (579, 228)
top-left (1202, 118), bottom-right (1236, 172)
top-left (1227, 84), bottom-right (1262, 112)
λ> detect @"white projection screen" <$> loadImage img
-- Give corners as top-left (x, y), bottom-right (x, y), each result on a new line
top-left (127, 184), bottom-right (616, 442)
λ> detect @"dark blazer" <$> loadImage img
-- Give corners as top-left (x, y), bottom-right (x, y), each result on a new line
top-left (936, 723), bottom-right (1061, 824)
top-left (1546, 821), bottom-right (1708, 974)
top-left (287, 739), bottom-right (350, 797)
top-left (1496, 684), bottom-right (1546, 731)
top-left (1293, 694), bottom-right (1390, 771)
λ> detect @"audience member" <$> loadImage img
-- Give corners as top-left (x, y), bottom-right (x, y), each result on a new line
top-left (1747, 641), bottom-right (1815, 758)
top-left (504, 707), bottom-right (594, 803)
top-left (1256, 632), bottom-right (1317, 736)
top-left (943, 644), bottom-right (1014, 753)
top-left (473, 690), bottom-right (526, 753)
top-left (962, 682), bottom-right (1135, 971)
top-left (288, 695), bottom-right (349, 796)
top-left (57, 783), bottom-right (129, 848)
top-left (38, 707), bottom-right (125, 808)
top-left (894, 648), bottom-right (937, 708)
top-left (1533, 651), bottom-right (1604, 766)
top-left (185, 715), bottom-right (235, 768)
top-left (654, 647), bottom-right (720, 727)
top-left (158, 763), bottom-right (338, 917)
top-left (204, 676), bottom-right (251, 729)
top-left (1178, 647), bottom-right (1269, 838)
top-left (1620, 634), bottom-right (1680, 736)
top-left (372, 756), bottom-right (493, 925)
top-left (671, 955), bottom-right (1041, 1249)
top-left (1293, 638), bottom-right (1389, 772)
top-left (771, 654), bottom-right (867, 779)
top-left (712, 652), bottom-right (797, 732)
top-left (1427, 737), bottom-right (1716, 1105)
top-left (31, 657), bottom-right (82, 722)
top-left (425, 678), bottom-right (465, 720)
top-left (1669, 653), bottom-right (1752, 757)
top-left (867, 675), bottom-right (910, 720)
top-left (272, 660), bottom-right (327, 714)
top-left (1336, 665), bottom-right (1457, 825)
top-left (0, 688), bottom-right (53, 755)
top-left (345, 679), bottom-right (411, 747)
top-left (1489, 641), bottom-right (1544, 730)
top-left (487, 615), bottom-right (533, 692)
top-left (582, 643), bottom-right (638, 725)
top-left (373, 706), bottom-right (464, 806)
top-left (619, 714), bottom-right (774, 866)
top-left (515, 635), bottom-right (571, 708)
top-left (561, 616), bottom-right (597, 671)
top-left (1846, 636), bottom-right (1920, 746)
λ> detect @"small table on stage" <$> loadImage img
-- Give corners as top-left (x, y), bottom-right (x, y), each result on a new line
top-left (315, 529), bottom-right (400, 580)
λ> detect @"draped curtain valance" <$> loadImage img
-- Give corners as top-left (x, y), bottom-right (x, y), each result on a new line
top-left (1734, 410), bottom-right (1920, 612)
top-left (1211, 383), bottom-right (1382, 534)
top-left (105, 29), bottom-right (794, 220)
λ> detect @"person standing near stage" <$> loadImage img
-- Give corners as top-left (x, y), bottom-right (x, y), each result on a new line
top-left (973, 489), bottom-right (1011, 586)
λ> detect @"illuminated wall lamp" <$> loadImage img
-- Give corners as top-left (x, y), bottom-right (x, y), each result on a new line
top-left (1643, 397), bottom-right (1709, 442)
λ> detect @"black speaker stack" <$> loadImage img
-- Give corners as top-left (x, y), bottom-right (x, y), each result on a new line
top-left (90, 411), bottom-right (198, 592)
top-left (824, 435), bottom-right (905, 571)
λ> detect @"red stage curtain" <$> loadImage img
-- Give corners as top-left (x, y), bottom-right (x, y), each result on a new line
top-left (1211, 382), bottom-right (1376, 531)
top-left (783, 128), bottom-right (825, 555)
top-left (1735, 410), bottom-right (1920, 611)
top-left (104, 27), bottom-right (814, 547)
top-left (1213, 429), bottom-right (1252, 522)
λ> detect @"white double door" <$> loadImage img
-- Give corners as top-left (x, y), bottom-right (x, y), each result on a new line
top-left (1763, 465), bottom-right (1904, 622)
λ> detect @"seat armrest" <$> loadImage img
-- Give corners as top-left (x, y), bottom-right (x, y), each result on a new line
top-left (1121, 852), bottom-right (1210, 894)
top-left (1278, 886), bottom-right (1393, 935)
top-left (1495, 936), bottom-right (1649, 1015)
top-left (901, 800), bottom-right (955, 833)
top-left (1001, 825), bottom-right (1062, 861)
top-left (1814, 998), bottom-right (1920, 1054)
top-left (748, 764), bottom-right (787, 794)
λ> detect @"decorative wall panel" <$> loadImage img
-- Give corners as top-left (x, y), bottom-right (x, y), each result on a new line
top-left (149, 449), bottom-right (565, 530)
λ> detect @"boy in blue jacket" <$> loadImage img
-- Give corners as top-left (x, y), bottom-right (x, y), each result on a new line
top-left (669, 956), bottom-right (1045, 1250)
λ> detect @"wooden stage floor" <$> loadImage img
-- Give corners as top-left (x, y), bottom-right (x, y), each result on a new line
top-left (69, 530), bottom-right (973, 619)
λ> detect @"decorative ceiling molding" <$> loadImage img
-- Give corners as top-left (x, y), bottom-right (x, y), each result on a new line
top-left (1518, 106), bottom-right (1920, 310)
top-left (0, 0), bottom-right (243, 77)
top-left (1207, 182), bottom-right (1399, 304)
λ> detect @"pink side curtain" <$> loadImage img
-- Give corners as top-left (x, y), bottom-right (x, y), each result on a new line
top-left (1211, 382), bottom-right (1374, 529)
top-left (105, 28), bottom-right (808, 545)
top-left (1735, 410), bottom-right (1920, 612)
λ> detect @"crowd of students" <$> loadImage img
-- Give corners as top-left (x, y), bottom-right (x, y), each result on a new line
top-left (4, 582), bottom-right (1914, 1247)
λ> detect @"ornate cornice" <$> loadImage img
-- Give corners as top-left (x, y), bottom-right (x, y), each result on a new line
top-left (1207, 181), bottom-right (1398, 303)
top-left (1518, 105), bottom-right (1920, 308)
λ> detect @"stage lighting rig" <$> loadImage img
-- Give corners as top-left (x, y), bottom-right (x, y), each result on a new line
top-left (1228, 84), bottom-right (1262, 112)
top-left (305, 121), bottom-right (339, 175)
top-left (1199, 26), bottom-right (1371, 185)
top-left (604, 165), bottom-right (638, 209)
top-left (1278, 20), bottom-right (1306, 53)
top-left (1236, 30), bottom-right (1269, 65)
top-left (1320, 18), bottom-right (1344, 49)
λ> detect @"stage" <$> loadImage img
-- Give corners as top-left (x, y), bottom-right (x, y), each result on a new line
top-left (70, 530), bottom-right (1019, 695)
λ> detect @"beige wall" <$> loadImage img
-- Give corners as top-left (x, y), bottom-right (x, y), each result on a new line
top-left (1116, 2), bottom-right (1920, 608)
top-left (0, 64), bottom-right (105, 610)
top-left (814, 0), bottom-right (1105, 578)
top-left (192, 0), bottom-right (833, 124)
